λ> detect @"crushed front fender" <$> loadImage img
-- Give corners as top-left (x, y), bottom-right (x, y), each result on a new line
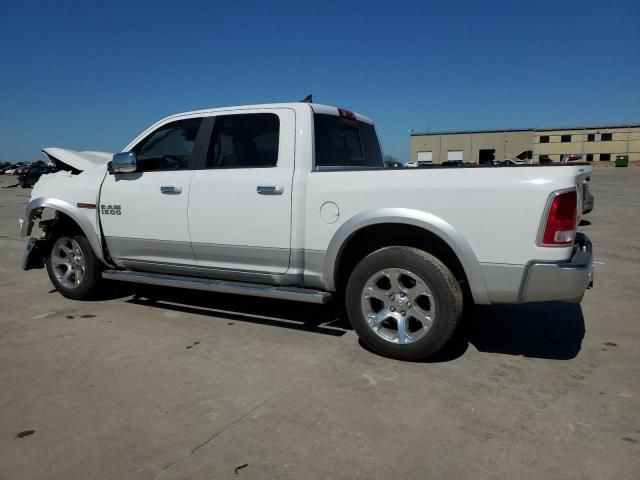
top-left (22, 237), bottom-right (49, 271)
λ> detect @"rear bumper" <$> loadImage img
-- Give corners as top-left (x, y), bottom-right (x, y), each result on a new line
top-left (520, 233), bottom-right (593, 303)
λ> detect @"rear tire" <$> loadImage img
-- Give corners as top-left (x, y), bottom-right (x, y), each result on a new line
top-left (345, 246), bottom-right (462, 361)
top-left (46, 234), bottom-right (102, 300)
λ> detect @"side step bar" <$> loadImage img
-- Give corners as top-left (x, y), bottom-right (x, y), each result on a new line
top-left (102, 270), bottom-right (331, 304)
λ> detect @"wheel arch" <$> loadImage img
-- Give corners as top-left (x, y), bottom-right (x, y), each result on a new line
top-left (21, 197), bottom-right (106, 263)
top-left (325, 208), bottom-right (489, 304)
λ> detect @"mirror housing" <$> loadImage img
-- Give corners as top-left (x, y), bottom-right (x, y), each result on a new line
top-left (111, 152), bottom-right (137, 174)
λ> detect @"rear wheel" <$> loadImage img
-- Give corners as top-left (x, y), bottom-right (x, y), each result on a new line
top-left (345, 246), bottom-right (462, 361)
top-left (46, 234), bottom-right (102, 300)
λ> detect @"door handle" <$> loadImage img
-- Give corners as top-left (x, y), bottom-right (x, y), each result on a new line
top-left (257, 185), bottom-right (284, 195)
top-left (160, 185), bottom-right (183, 194)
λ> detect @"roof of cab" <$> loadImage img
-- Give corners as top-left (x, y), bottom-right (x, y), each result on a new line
top-left (158, 102), bottom-right (374, 125)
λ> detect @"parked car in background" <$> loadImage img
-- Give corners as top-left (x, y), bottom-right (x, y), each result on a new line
top-left (14, 165), bottom-right (32, 175)
top-left (18, 166), bottom-right (57, 188)
top-left (4, 168), bottom-right (16, 175)
top-left (491, 159), bottom-right (527, 167)
top-left (561, 154), bottom-right (583, 163)
top-left (583, 177), bottom-right (594, 214)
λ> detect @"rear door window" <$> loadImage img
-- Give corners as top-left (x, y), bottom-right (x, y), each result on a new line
top-left (205, 113), bottom-right (280, 168)
top-left (314, 114), bottom-right (383, 169)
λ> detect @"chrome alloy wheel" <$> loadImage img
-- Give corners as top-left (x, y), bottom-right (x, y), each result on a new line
top-left (360, 267), bottom-right (437, 344)
top-left (50, 237), bottom-right (86, 289)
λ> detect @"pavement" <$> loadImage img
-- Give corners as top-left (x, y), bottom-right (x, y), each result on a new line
top-left (0, 168), bottom-right (639, 480)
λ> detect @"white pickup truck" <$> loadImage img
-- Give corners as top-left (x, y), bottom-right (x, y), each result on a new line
top-left (20, 102), bottom-right (594, 360)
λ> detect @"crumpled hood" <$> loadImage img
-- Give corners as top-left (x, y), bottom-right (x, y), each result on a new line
top-left (42, 147), bottom-right (114, 172)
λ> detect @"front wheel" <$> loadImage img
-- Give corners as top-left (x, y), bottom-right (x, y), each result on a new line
top-left (345, 246), bottom-right (463, 361)
top-left (46, 234), bottom-right (102, 300)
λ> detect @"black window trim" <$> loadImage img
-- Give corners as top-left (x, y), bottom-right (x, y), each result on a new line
top-left (195, 113), bottom-right (281, 170)
top-left (124, 116), bottom-right (208, 173)
top-left (193, 116), bottom-right (215, 170)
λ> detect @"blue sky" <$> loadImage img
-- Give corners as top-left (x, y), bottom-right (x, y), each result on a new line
top-left (1, 0), bottom-right (638, 163)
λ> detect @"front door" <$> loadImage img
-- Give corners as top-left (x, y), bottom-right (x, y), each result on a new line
top-left (188, 109), bottom-right (295, 275)
top-left (99, 116), bottom-right (204, 269)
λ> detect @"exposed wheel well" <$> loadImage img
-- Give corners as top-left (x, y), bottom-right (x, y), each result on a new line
top-left (22, 209), bottom-right (88, 270)
top-left (39, 209), bottom-right (84, 238)
top-left (45, 209), bottom-right (113, 265)
top-left (30, 208), bottom-right (90, 253)
top-left (334, 223), bottom-right (470, 295)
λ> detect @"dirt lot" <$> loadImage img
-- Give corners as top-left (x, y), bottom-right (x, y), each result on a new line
top-left (0, 168), bottom-right (638, 480)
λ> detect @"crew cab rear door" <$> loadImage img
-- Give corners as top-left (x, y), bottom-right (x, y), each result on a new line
top-left (99, 116), bottom-right (205, 268)
top-left (188, 108), bottom-right (295, 274)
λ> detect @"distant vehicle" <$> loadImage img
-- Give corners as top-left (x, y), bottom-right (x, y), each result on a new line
top-left (15, 165), bottom-right (33, 175)
top-left (561, 154), bottom-right (583, 163)
top-left (491, 159), bottom-right (527, 166)
top-left (583, 177), bottom-right (594, 214)
top-left (18, 166), bottom-right (56, 188)
top-left (441, 160), bottom-right (465, 167)
top-left (4, 168), bottom-right (16, 175)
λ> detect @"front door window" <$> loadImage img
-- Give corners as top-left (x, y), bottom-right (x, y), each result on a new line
top-left (131, 118), bottom-right (202, 172)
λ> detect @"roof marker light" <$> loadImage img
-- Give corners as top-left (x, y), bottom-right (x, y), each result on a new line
top-left (338, 108), bottom-right (356, 120)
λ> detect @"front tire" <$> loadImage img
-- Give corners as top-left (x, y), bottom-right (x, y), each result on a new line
top-left (46, 234), bottom-right (102, 300)
top-left (345, 246), bottom-right (462, 361)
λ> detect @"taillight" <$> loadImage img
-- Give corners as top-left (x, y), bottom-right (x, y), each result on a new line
top-left (538, 189), bottom-right (577, 246)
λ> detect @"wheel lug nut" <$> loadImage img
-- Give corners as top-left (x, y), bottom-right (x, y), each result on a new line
top-left (400, 292), bottom-right (405, 298)
top-left (389, 295), bottom-right (395, 301)
top-left (401, 311), bottom-right (406, 316)
top-left (390, 307), bottom-right (396, 312)
top-left (407, 302), bottom-right (412, 307)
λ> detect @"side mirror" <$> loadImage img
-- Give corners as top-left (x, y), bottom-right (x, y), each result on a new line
top-left (111, 152), bottom-right (137, 174)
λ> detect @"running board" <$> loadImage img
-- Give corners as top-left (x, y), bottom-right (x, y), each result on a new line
top-left (102, 270), bottom-right (331, 304)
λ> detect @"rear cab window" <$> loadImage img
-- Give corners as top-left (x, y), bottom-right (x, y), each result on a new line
top-left (313, 113), bottom-right (383, 170)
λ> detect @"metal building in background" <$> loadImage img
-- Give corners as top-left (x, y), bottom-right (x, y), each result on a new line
top-left (409, 124), bottom-right (640, 166)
